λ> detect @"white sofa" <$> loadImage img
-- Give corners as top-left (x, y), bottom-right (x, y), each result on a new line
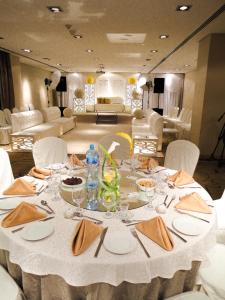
top-left (41, 106), bottom-right (75, 135)
top-left (94, 97), bottom-right (125, 113)
top-left (132, 109), bottom-right (163, 151)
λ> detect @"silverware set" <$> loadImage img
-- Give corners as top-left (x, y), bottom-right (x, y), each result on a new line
top-left (94, 227), bottom-right (108, 257)
top-left (130, 228), bottom-right (151, 257)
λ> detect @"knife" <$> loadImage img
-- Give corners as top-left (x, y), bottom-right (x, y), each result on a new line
top-left (11, 216), bottom-right (55, 233)
top-left (94, 227), bottom-right (108, 257)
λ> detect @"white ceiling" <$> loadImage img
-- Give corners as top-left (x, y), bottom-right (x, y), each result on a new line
top-left (0, 0), bottom-right (225, 74)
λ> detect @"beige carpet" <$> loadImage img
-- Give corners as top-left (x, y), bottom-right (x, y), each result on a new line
top-left (62, 119), bottom-right (132, 154)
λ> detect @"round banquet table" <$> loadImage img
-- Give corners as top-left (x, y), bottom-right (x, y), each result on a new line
top-left (0, 167), bottom-right (216, 300)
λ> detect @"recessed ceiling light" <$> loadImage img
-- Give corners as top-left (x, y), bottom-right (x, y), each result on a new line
top-left (47, 6), bottom-right (63, 13)
top-left (86, 49), bottom-right (94, 53)
top-left (176, 5), bottom-right (192, 11)
top-left (159, 34), bottom-right (169, 39)
top-left (42, 57), bottom-right (50, 60)
top-left (56, 63), bottom-right (62, 66)
top-left (146, 58), bottom-right (151, 61)
top-left (184, 64), bottom-right (191, 67)
top-left (74, 34), bottom-right (83, 39)
top-left (21, 48), bottom-right (32, 53)
top-left (150, 49), bottom-right (158, 53)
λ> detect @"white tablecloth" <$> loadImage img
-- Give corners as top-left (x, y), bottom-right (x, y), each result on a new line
top-left (0, 169), bottom-right (216, 287)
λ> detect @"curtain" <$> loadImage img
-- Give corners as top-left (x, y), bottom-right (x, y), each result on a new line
top-left (145, 74), bottom-right (184, 115)
top-left (0, 50), bottom-right (15, 109)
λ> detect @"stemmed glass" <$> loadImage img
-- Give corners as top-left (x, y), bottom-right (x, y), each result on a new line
top-left (156, 172), bottom-right (169, 195)
top-left (72, 189), bottom-right (86, 217)
top-left (50, 173), bottom-right (61, 201)
top-left (130, 153), bottom-right (139, 176)
top-left (146, 188), bottom-right (155, 210)
top-left (101, 190), bottom-right (116, 219)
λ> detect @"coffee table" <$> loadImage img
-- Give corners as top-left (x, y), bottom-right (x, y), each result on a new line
top-left (96, 111), bottom-right (118, 124)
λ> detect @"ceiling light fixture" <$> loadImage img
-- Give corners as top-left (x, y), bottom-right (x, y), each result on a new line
top-left (159, 34), bottom-right (169, 39)
top-left (176, 5), bottom-right (192, 11)
top-left (74, 34), bottom-right (83, 39)
top-left (86, 49), bottom-right (94, 53)
top-left (21, 48), bottom-right (32, 53)
top-left (47, 6), bottom-right (63, 13)
top-left (42, 57), bottom-right (50, 60)
top-left (56, 63), bottom-right (62, 66)
top-left (150, 49), bottom-right (158, 53)
top-left (184, 64), bottom-right (191, 67)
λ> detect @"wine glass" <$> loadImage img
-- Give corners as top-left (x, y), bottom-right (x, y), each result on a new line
top-left (156, 172), bottom-right (169, 195)
top-left (72, 189), bottom-right (86, 217)
top-left (51, 173), bottom-right (61, 201)
top-left (130, 153), bottom-right (139, 176)
top-left (146, 187), bottom-right (155, 210)
top-left (101, 190), bottom-right (116, 219)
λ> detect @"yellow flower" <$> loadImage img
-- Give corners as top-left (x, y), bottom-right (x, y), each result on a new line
top-left (116, 132), bottom-right (133, 156)
top-left (86, 75), bottom-right (95, 84)
top-left (128, 77), bottom-right (136, 85)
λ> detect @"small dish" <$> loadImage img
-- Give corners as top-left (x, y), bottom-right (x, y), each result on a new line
top-left (136, 178), bottom-right (156, 192)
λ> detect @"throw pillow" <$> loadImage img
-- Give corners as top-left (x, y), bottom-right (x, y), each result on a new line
top-left (86, 105), bottom-right (95, 112)
top-left (134, 109), bottom-right (144, 119)
top-left (63, 107), bottom-right (73, 118)
top-left (104, 98), bottom-right (111, 104)
top-left (97, 98), bottom-right (103, 104)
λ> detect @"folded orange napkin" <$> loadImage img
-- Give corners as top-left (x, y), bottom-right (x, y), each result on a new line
top-left (72, 219), bottom-right (103, 256)
top-left (1, 202), bottom-right (46, 228)
top-left (138, 156), bottom-right (159, 170)
top-left (69, 154), bottom-right (84, 167)
top-left (175, 192), bottom-right (212, 214)
top-left (136, 216), bottom-right (174, 251)
top-left (29, 167), bottom-right (51, 180)
top-left (3, 178), bottom-right (36, 195)
top-left (168, 170), bottom-right (194, 186)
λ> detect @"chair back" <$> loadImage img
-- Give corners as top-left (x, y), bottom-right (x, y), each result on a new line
top-left (98, 134), bottom-right (131, 160)
top-left (0, 149), bottom-right (14, 193)
top-left (12, 107), bottom-right (19, 113)
top-left (32, 137), bottom-right (68, 168)
top-left (3, 108), bottom-right (12, 125)
top-left (0, 110), bottom-right (7, 124)
top-left (164, 140), bottom-right (200, 176)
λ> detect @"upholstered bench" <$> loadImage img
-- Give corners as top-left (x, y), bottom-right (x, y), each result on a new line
top-left (41, 106), bottom-right (76, 135)
top-left (10, 110), bottom-right (60, 151)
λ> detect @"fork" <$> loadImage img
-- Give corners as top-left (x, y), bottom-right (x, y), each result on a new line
top-left (131, 229), bottom-right (150, 258)
top-left (166, 194), bottom-right (176, 208)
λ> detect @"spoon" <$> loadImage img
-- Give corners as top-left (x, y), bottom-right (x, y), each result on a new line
top-left (40, 200), bottom-right (55, 214)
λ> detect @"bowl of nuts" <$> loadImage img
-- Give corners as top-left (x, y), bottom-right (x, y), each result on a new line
top-left (61, 176), bottom-right (86, 189)
top-left (136, 178), bottom-right (156, 192)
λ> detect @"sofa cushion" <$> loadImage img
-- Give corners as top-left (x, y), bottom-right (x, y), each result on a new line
top-left (22, 122), bottom-right (60, 140)
top-left (42, 106), bottom-right (61, 122)
top-left (95, 104), bottom-right (124, 112)
top-left (50, 117), bottom-right (75, 135)
top-left (11, 110), bottom-right (43, 133)
top-left (86, 105), bottom-right (95, 112)
top-left (133, 109), bottom-right (144, 119)
top-left (63, 107), bottom-right (73, 118)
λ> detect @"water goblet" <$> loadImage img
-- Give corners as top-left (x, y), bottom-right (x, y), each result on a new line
top-left (72, 189), bottom-right (86, 217)
top-left (51, 173), bottom-right (61, 201)
top-left (101, 191), bottom-right (116, 219)
top-left (118, 202), bottom-right (129, 221)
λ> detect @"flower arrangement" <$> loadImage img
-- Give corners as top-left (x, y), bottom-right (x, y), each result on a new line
top-left (132, 89), bottom-right (141, 100)
top-left (98, 144), bottom-right (120, 205)
top-left (86, 75), bottom-right (95, 84)
top-left (128, 77), bottom-right (137, 85)
top-left (74, 88), bottom-right (84, 99)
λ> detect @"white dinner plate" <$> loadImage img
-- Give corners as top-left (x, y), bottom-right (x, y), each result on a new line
top-left (173, 216), bottom-right (206, 236)
top-left (104, 231), bottom-right (137, 254)
top-left (0, 197), bottom-right (25, 210)
top-left (21, 222), bottom-right (54, 241)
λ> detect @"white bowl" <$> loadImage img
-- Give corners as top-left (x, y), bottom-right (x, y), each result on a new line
top-left (136, 178), bottom-right (156, 192)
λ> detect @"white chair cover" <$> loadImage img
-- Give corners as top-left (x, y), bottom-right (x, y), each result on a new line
top-left (164, 140), bottom-right (200, 176)
top-left (19, 105), bottom-right (29, 112)
top-left (32, 137), bottom-right (68, 167)
top-left (0, 110), bottom-right (7, 125)
top-left (199, 243), bottom-right (225, 300)
top-left (98, 134), bottom-right (131, 160)
top-left (0, 265), bottom-right (25, 300)
top-left (165, 291), bottom-right (209, 300)
top-left (0, 149), bottom-right (14, 193)
top-left (214, 190), bottom-right (225, 244)
top-left (3, 108), bottom-right (12, 125)
top-left (12, 107), bottom-right (19, 113)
